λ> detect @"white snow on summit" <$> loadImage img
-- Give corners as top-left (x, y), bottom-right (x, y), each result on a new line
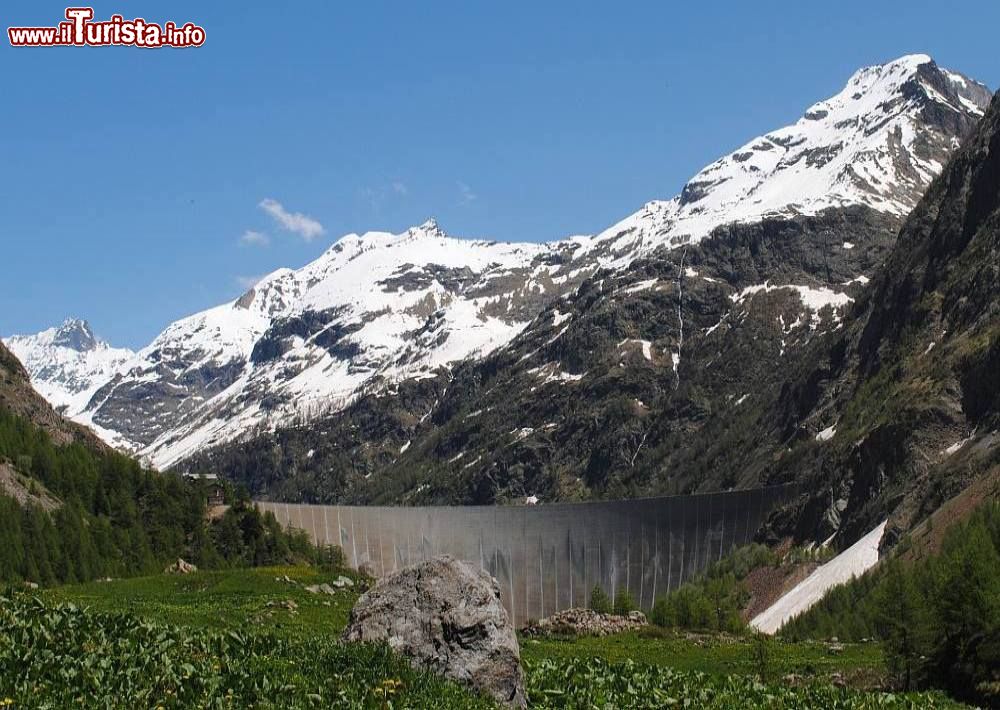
top-left (9, 55), bottom-right (990, 467)
top-left (83, 220), bottom-right (568, 467)
top-left (5, 319), bottom-right (136, 415)
top-left (574, 55), bottom-right (990, 266)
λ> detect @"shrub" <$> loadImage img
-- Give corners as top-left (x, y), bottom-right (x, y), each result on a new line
top-left (649, 596), bottom-right (674, 627)
top-left (317, 543), bottom-right (346, 572)
top-left (589, 585), bottom-right (612, 614)
top-left (613, 590), bottom-right (637, 616)
top-left (750, 630), bottom-right (774, 683)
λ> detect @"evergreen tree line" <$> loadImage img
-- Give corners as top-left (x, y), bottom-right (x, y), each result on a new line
top-left (781, 503), bottom-right (1000, 706)
top-left (0, 409), bottom-right (328, 586)
top-left (645, 543), bottom-right (780, 633)
top-left (643, 543), bottom-right (833, 634)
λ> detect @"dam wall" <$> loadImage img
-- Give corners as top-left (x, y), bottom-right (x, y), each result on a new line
top-left (256, 484), bottom-right (796, 627)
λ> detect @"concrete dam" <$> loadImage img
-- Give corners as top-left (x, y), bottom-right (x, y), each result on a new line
top-left (257, 484), bottom-right (797, 627)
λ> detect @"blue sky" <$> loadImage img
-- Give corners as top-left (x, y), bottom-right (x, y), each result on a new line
top-left (2, 1), bottom-right (997, 348)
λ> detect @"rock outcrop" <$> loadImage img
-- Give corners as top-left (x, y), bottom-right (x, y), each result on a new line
top-left (522, 608), bottom-right (648, 637)
top-left (163, 558), bottom-right (197, 575)
top-left (341, 555), bottom-right (526, 707)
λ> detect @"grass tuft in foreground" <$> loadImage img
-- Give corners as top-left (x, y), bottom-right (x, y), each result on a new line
top-left (527, 656), bottom-right (966, 709)
top-left (0, 591), bottom-right (494, 709)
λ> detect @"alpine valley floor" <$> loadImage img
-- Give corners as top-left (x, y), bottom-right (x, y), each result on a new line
top-left (5, 565), bottom-right (967, 709)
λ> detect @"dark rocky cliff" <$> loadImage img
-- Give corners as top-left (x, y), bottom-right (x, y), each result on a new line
top-left (182, 86), bottom-right (1000, 553)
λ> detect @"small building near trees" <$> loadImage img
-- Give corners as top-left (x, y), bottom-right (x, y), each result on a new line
top-left (182, 472), bottom-right (225, 507)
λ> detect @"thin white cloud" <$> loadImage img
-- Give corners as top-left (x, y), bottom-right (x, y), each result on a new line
top-left (239, 230), bottom-right (270, 247)
top-left (258, 198), bottom-right (325, 241)
top-left (457, 181), bottom-right (477, 205)
top-left (361, 186), bottom-right (382, 213)
top-left (235, 274), bottom-right (264, 290)
top-left (361, 181), bottom-right (409, 214)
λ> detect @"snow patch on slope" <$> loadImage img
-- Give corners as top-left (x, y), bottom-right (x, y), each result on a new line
top-left (98, 220), bottom-right (573, 468)
top-left (815, 425), bottom-right (837, 442)
top-left (751, 520), bottom-right (887, 634)
top-left (731, 282), bottom-right (853, 328)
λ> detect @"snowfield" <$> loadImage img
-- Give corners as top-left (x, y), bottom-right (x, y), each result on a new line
top-left (751, 520), bottom-right (888, 634)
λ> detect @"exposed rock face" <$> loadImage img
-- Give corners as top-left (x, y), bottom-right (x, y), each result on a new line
top-left (8, 56), bottom-right (988, 477)
top-left (192, 86), bottom-right (1000, 556)
top-left (0, 342), bottom-right (105, 449)
top-left (742, 92), bottom-right (1000, 548)
top-left (0, 462), bottom-right (61, 511)
top-left (342, 555), bottom-right (526, 708)
top-left (50, 318), bottom-right (99, 351)
top-left (179, 60), bottom-right (990, 509)
top-left (164, 558), bottom-right (197, 574)
top-left (197, 208), bottom-right (903, 506)
top-left (85, 223), bottom-right (588, 468)
top-left (4, 319), bottom-right (135, 420)
top-left (522, 608), bottom-right (648, 637)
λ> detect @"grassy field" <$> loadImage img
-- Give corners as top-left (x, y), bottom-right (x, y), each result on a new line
top-left (0, 566), bottom-right (969, 708)
top-left (42, 567), bottom-right (884, 682)
top-left (42, 565), bottom-right (360, 639)
top-left (523, 629), bottom-right (884, 682)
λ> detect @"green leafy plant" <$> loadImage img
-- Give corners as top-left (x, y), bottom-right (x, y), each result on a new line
top-left (525, 656), bottom-right (964, 709)
top-left (0, 592), bottom-right (493, 709)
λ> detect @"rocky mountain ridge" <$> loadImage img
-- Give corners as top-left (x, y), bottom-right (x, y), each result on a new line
top-left (6, 56), bottom-right (992, 513)
top-left (187, 90), bottom-right (1000, 556)
top-left (0, 339), bottom-right (106, 450)
top-left (4, 319), bottom-right (135, 427)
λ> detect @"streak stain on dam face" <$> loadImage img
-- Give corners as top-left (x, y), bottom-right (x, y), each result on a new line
top-left (256, 484), bottom-right (796, 627)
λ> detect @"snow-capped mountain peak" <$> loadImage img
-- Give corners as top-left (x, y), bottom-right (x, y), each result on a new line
top-left (8, 55), bottom-right (990, 470)
top-left (4, 319), bottom-right (135, 415)
top-left (577, 54), bottom-right (991, 265)
top-left (15, 317), bottom-right (100, 353)
top-left (49, 318), bottom-right (100, 351)
top-left (51, 219), bottom-right (577, 468)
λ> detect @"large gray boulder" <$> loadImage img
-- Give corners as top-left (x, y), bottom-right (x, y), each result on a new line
top-left (341, 555), bottom-right (526, 707)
